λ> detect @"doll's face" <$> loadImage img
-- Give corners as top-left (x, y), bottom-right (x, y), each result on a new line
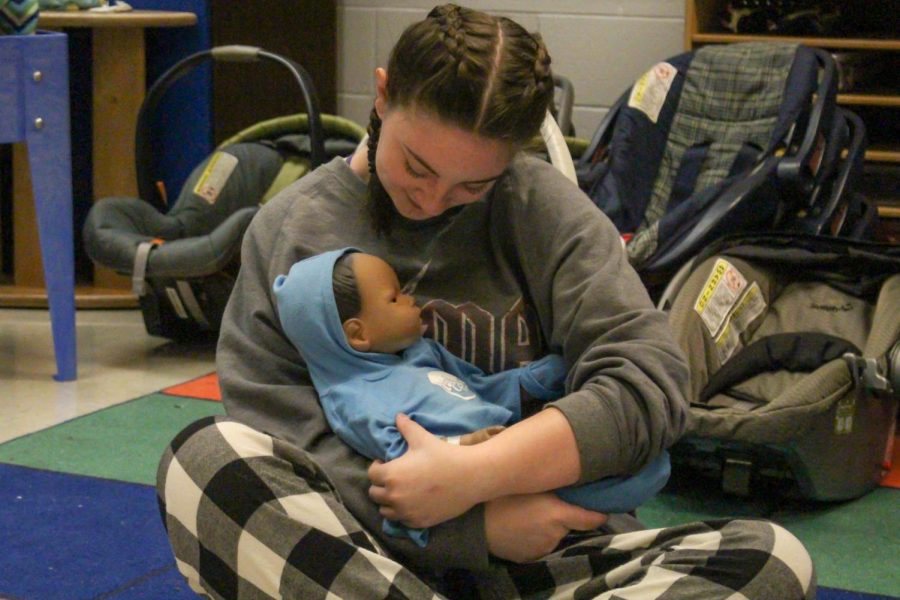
top-left (346, 254), bottom-right (423, 354)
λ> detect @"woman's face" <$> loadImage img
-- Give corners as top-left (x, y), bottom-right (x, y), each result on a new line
top-left (373, 71), bottom-right (515, 220)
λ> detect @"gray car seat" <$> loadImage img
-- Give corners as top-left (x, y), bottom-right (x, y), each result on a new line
top-left (663, 232), bottom-right (899, 501)
top-left (82, 47), bottom-right (365, 339)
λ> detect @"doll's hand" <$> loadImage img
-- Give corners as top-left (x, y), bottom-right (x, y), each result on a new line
top-left (368, 414), bottom-right (483, 528)
top-left (484, 493), bottom-right (607, 562)
top-left (460, 425), bottom-right (506, 445)
top-left (520, 354), bottom-right (567, 400)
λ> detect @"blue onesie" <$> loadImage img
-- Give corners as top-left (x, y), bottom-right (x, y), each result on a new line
top-left (274, 248), bottom-right (670, 546)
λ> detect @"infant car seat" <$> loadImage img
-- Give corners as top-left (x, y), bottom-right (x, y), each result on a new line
top-left (663, 232), bottom-right (900, 501)
top-left (82, 46), bottom-right (365, 339)
top-left (576, 42), bottom-right (871, 297)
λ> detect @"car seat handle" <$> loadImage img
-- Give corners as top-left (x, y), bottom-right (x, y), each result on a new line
top-left (541, 111), bottom-right (576, 184)
top-left (209, 45), bottom-right (264, 62)
top-left (552, 74), bottom-right (575, 135)
top-left (135, 47), bottom-right (327, 212)
top-left (776, 47), bottom-right (837, 194)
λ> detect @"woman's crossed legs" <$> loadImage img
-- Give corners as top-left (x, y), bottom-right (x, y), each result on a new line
top-left (157, 417), bottom-right (815, 600)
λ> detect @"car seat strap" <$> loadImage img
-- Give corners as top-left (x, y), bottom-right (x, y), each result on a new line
top-left (175, 281), bottom-right (211, 329)
top-left (727, 142), bottom-right (763, 178)
top-left (133, 240), bottom-right (161, 297)
top-left (670, 142), bottom-right (710, 208)
top-left (700, 332), bottom-right (861, 403)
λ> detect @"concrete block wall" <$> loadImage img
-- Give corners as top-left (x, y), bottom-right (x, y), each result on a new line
top-left (336, 0), bottom-right (685, 140)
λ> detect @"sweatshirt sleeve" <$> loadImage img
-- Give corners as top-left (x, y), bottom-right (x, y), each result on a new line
top-left (498, 158), bottom-right (691, 484)
top-left (216, 191), bottom-right (491, 574)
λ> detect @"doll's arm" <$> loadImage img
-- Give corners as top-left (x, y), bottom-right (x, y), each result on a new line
top-left (425, 340), bottom-right (567, 418)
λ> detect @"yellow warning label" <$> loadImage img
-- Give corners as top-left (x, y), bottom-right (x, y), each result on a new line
top-left (695, 259), bottom-right (728, 313)
top-left (626, 62), bottom-right (676, 123)
top-left (193, 151), bottom-right (238, 204)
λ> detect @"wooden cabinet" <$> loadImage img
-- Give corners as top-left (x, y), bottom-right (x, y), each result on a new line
top-left (685, 0), bottom-right (899, 234)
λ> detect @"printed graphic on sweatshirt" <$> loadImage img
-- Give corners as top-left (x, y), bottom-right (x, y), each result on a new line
top-left (421, 297), bottom-right (542, 374)
top-left (427, 371), bottom-right (476, 400)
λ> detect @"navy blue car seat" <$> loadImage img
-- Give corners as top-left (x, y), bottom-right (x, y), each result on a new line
top-left (83, 46), bottom-right (365, 339)
top-left (576, 42), bottom-right (871, 297)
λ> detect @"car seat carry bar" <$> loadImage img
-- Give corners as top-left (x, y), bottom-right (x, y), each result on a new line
top-left (135, 46), bottom-right (326, 212)
top-left (775, 48), bottom-right (837, 196)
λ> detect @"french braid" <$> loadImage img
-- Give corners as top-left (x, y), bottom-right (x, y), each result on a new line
top-left (365, 3), bottom-right (554, 236)
top-left (365, 107), bottom-right (395, 235)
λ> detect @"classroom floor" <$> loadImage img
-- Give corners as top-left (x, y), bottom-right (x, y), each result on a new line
top-left (0, 308), bottom-right (216, 444)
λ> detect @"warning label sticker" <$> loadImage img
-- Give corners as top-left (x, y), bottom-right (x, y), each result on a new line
top-left (694, 259), bottom-right (767, 362)
top-left (193, 151), bottom-right (238, 204)
top-left (712, 282), bottom-right (766, 363)
top-left (627, 62), bottom-right (676, 123)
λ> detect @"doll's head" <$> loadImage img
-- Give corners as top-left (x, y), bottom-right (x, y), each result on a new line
top-left (333, 252), bottom-right (423, 354)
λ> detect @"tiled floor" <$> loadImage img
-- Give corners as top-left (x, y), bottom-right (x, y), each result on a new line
top-left (0, 308), bottom-right (216, 443)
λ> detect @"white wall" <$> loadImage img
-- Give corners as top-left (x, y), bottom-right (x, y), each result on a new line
top-left (336, 0), bottom-right (685, 139)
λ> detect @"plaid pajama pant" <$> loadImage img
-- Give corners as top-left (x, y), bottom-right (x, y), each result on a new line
top-left (157, 417), bottom-right (816, 599)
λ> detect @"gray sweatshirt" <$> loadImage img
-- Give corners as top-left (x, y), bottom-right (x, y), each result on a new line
top-left (217, 153), bottom-right (690, 576)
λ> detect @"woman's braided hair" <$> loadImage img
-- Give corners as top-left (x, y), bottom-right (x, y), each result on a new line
top-left (366, 3), bottom-right (554, 235)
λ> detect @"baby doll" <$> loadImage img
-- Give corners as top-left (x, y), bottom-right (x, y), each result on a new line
top-left (274, 248), bottom-right (670, 546)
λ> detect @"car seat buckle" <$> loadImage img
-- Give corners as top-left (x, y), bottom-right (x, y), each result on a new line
top-left (722, 457), bottom-right (753, 496)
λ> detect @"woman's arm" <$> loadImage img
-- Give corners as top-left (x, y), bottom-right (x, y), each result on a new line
top-left (506, 158), bottom-right (691, 481)
top-left (369, 410), bottom-right (609, 563)
top-left (368, 157), bottom-right (690, 529)
top-left (368, 408), bottom-right (582, 528)
top-left (484, 493), bottom-right (608, 562)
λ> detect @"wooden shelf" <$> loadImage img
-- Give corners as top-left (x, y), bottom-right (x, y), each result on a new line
top-left (38, 10), bottom-right (196, 29)
top-left (878, 205), bottom-right (900, 219)
top-left (838, 94), bottom-right (900, 108)
top-left (0, 285), bottom-right (137, 309)
top-left (866, 149), bottom-right (900, 164)
top-left (691, 33), bottom-right (900, 52)
top-left (7, 10), bottom-right (199, 308)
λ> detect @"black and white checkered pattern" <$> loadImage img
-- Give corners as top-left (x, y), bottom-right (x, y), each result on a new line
top-left (157, 417), bottom-right (816, 599)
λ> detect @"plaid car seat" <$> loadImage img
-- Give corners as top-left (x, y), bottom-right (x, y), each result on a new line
top-left (577, 43), bottom-right (868, 296)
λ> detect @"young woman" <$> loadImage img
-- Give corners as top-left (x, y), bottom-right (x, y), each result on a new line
top-left (271, 248), bottom-right (672, 549)
top-left (157, 4), bottom-right (816, 598)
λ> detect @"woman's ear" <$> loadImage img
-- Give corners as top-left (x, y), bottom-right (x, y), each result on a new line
top-left (343, 318), bottom-right (371, 352)
top-left (374, 67), bottom-right (388, 118)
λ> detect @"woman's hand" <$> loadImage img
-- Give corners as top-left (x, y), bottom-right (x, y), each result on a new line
top-left (484, 494), bottom-right (608, 562)
top-left (368, 414), bottom-right (484, 528)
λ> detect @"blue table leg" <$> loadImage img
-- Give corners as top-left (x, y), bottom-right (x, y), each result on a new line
top-left (22, 33), bottom-right (77, 381)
